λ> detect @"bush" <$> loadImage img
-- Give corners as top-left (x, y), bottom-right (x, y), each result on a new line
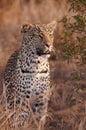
top-left (60, 0), bottom-right (86, 64)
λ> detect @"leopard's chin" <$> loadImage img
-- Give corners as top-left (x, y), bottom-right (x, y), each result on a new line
top-left (49, 54), bottom-right (56, 60)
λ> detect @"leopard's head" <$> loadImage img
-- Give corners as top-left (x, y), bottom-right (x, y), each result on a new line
top-left (21, 21), bottom-right (57, 59)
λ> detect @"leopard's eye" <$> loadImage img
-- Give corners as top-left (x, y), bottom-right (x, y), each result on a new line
top-left (39, 34), bottom-right (44, 39)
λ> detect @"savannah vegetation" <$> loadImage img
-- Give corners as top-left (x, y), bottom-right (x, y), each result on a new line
top-left (0, 0), bottom-right (86, 130)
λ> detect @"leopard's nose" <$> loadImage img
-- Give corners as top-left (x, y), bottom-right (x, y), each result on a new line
top-left (49, 45), bottom-right (56, 59)
top-left (49, 45), bottom-right (56, 54)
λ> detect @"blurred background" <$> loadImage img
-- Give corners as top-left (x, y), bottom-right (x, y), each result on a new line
top-left (0, 0), bottom-right (69, 69)
top-left (0, 0), bottom-right (86, 130)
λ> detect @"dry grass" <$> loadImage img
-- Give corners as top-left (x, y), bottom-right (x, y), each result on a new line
top-left (0, 0), bottom-right (86, 130)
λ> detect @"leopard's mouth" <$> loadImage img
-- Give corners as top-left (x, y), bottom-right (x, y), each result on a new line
top-left (36, 48), bottom-right (50, 56)
top-left (36, 46), bottom-right (56, 60)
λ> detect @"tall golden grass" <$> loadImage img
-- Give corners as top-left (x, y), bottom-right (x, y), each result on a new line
top-left (0, 0), bottom-right (86, 130)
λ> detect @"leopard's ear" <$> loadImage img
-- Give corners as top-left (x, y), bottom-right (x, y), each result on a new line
top-left (47, 21), bottom-right (57, 34)
top-left (21, 23), bottom-right (33, 33)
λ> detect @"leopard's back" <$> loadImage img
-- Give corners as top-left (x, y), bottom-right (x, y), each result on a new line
top-left (4, 50), bottom-right (19, 86)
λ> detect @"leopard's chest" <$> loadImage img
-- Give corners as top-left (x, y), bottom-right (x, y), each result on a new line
top-left (15, 57), bottom-right (50, 98)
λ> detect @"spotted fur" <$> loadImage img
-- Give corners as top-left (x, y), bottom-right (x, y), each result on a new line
top-left (3, 21), bottom-right (57, 129)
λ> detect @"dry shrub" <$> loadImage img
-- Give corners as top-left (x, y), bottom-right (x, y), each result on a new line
top-left (0, 0), bottom-right (86, 130)
top-left (47, 56), bottom-right (86, 130)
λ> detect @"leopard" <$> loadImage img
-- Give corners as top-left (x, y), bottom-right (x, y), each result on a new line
top-left (1, 21), bottom-right (57, 130)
